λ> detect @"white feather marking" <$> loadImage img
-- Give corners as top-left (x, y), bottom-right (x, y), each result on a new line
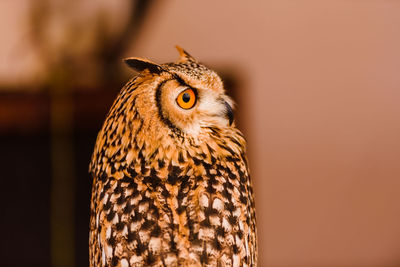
top-left (148, 237), bottom-right (161, 252)
top-left (112, 214), bottom-right (119, 224)
top-left (105, 245), bottom-right (113, 259)
top-left (122, 225), bottom-right (128, 237)
top-left (106, 226), bottom-right (112, 239)
top-left (130, 255), bottom-right (142, 264)
top-left (102, 247), bottom-right (106, 265)
top-left (212, 198), bottom-right (223, 211)
top-left (222, 217), bottom-right (232, 231)
top-left (233, 254), bottom-right (240, 267)
top-left (199, 194), bottom-right (208, 207)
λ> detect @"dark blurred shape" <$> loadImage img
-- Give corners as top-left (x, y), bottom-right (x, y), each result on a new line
top-left (93, 0), bottom-right (157, 84)
top-left (0, 91), bottom-right (50, 134)
top-left (0, 89), bottom-right (118, 266)
top-left (29, 0), bottom-right (157, 88)
top-left (0, 132), bottom-right (51, 266)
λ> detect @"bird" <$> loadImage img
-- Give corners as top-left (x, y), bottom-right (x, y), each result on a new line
top-left (89, 46), bottom-right (257, 267)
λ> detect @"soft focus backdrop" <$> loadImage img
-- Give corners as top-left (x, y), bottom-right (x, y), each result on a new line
top-left (1, 1), bottom-right (400, 266)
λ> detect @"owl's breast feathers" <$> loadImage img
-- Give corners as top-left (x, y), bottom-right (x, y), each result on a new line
top-left (90, 120), bottom-right (256, 266)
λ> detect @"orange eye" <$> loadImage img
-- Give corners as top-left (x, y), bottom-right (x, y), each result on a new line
top-left (176, 88), bottom-right (196, 109)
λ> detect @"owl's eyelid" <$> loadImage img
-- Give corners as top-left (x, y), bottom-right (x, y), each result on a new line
top-left (177, 87), bottom-right (198, 100)
top-left (172, 74), bottom-right (198, 94)
top-left (177, 87), bottom-right (191, 94)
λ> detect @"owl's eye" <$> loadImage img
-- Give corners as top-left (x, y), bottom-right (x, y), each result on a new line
top-left (176, 88), bottom-right (196, 109)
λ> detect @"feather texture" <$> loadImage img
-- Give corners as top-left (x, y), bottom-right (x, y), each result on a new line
top-left (89, 47), bottom-right (257, 266)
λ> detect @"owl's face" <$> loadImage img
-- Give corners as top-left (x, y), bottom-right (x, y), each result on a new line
top-left (125, 47), bottom-right (234, 139)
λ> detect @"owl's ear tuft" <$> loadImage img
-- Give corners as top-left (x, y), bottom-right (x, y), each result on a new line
top-left (124, 57), bottom-right (163, 74)
top-left (175, 45), bottom-right (197, 63)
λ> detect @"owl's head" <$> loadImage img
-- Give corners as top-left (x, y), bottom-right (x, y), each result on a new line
top-left (123, 46), bottom-right (234, 138)
top-left (90, 47), bottom-right (245, 177)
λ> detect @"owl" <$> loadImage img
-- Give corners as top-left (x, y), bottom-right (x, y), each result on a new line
top-left (89, 46), bottom-right (257, 267)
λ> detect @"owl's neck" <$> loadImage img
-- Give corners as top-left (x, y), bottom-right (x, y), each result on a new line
top-left (90, 114), bottom-right (246, 181)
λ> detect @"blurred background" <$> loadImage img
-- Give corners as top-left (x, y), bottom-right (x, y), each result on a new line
top-left (1, 0), bottom-right (400, 266)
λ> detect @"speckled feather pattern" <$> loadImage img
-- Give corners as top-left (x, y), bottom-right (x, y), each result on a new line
top-left (89, 48), bottom-right (257, 266)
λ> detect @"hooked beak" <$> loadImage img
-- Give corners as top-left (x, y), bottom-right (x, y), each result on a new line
top-left (224, 101), bottom-right (234, 126)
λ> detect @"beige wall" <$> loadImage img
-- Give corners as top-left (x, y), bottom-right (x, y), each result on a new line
top-left (133, 1), bottom-right (400, 266)
top-left (2, 1), bottom-right (400, 266)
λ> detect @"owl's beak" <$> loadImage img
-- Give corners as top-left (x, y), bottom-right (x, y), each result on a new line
top-left (224, 101), bottom-right (234, 126)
